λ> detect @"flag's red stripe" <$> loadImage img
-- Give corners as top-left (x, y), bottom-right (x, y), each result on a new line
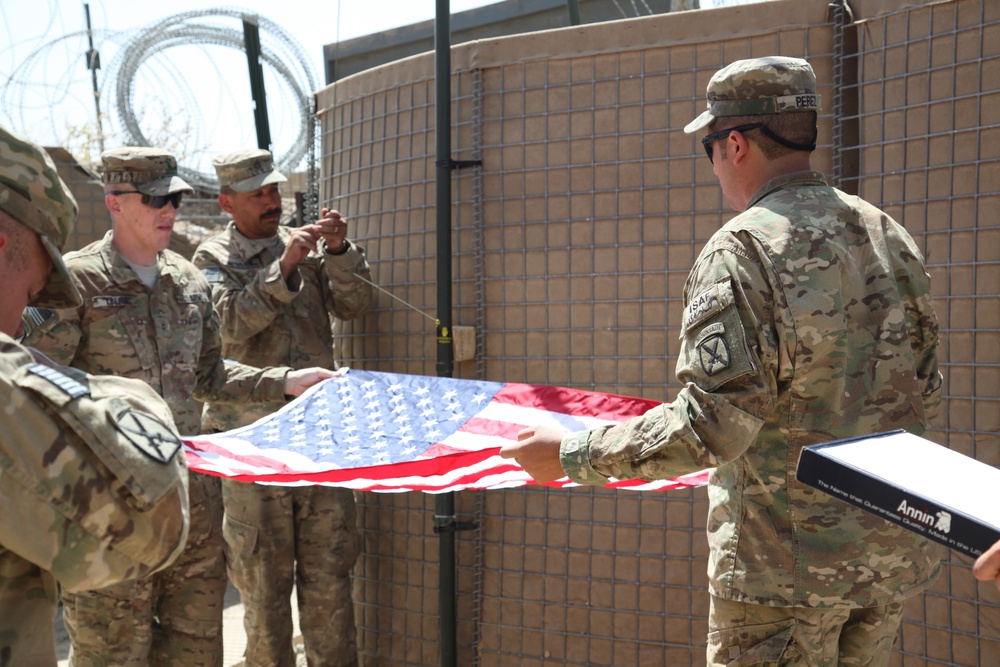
top-left (194, 445), bottom-right (501, 485)
top-left (491, 382), bottom-right (660, 420)
top-left (184, 438), bottom-right (306, 476)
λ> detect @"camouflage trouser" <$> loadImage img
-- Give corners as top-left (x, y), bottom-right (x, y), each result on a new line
top-left (63, 473), bottom-right (226, 667)
top-left (222, 479), bottom-right (360, 667)
top-left (0, 551), bottom-right (59, 666)
top-left (707, 595), bottom-right (905, 666)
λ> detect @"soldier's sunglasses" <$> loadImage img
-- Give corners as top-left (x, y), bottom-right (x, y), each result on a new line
top-left (700, 123), bottom-right (763, 163)
top-left (107, 190), bottom-right (184, 209)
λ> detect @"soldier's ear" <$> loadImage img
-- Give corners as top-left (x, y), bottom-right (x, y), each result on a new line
top-left (218, 192), bottom-right (236, 216)
top-left (105, 192), bottom-right (124, 215)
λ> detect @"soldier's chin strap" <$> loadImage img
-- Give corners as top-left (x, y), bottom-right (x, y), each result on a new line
top-left (754, 123), bottom-right (818, 152)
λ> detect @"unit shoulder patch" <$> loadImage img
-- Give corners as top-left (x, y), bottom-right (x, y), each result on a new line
top-left (109, 401), bottom-right (182, 464)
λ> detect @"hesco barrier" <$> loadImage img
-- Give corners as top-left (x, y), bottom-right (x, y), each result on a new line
top-left (314, 0), bottom-right (999, 664)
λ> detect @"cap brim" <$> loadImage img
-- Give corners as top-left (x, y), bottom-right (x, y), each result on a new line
top-left (683, 110), bottom-right (715, 134)
top-left (136, 174), bottom-right (194, 196)
top-left (30, 234), bottom-right (82, 310)
top-left (228, 169), bottom-right (288, 193)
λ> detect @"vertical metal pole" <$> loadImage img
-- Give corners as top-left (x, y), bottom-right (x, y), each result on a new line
top-left (242, 18), bottom-right (272, 151)
top-left (83, 3), bottom-right (104, 154)
top-left (566, 0), bottom-right (581, 25)
top-left (434, 2), bottom-right (457, 667)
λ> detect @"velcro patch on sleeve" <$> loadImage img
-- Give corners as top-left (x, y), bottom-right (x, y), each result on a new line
top-left (108, 401), bottom-right (182, 465)
top-left (679, 280), bottom-right (755, 392)
top-left (200, 267), bottom-right (224, 283)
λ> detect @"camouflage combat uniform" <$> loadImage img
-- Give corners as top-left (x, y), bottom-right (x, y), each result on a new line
top-left (192, 148), bottom-right (372, 667)
top-left (560, 59), bottom-right (944, 666)
top-left (0, 335), bottom-right (190, 666)
top-left (24, 148), bottom-right (291, 667)
top-left (0, 126), bottom-right (188, 666)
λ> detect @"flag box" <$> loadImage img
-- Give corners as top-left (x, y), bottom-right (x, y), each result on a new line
top-left (795, 430), bottom-right (1000, 558)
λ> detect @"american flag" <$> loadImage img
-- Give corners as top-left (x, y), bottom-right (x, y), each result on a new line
top-left (183, 369), bottom-right (711, 493)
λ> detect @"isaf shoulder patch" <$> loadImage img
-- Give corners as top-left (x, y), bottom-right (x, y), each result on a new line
top-left (680, 280), bottom-right (755, 391)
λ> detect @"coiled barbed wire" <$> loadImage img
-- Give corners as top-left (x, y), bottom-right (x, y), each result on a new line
top-left (106, 8), bottom-right (318, 193)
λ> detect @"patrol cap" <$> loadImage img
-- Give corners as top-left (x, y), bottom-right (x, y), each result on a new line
top-left (684, 56), bottom-right (821, 134)
top-left (101, 147), bottom-right (193, 196)
top-left (212, 148), bottom-right (287, 192)
top-left (0, 124), bottom-right (83, 309)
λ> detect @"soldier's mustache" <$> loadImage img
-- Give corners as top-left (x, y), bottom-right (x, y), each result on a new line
top-left (261, 208), bottom-right (282, 220)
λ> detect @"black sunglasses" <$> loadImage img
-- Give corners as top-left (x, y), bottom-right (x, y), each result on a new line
top-left (107, 190), bottom-right (184, 209)
top-left (700, 123), bottom-right (764, 163)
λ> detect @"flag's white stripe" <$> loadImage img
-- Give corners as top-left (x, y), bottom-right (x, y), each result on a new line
top-left (474, 401), bottom-right (617, 431)
top-left (434, 431), bottom-right (516, 453)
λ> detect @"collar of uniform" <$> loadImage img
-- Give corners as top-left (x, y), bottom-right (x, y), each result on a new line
top-left (227, 220), bottom-right (284, 262)
top-left (100, 230), bottom-right (173, 289)
top-left (746, 170), bottom-right (828, 210)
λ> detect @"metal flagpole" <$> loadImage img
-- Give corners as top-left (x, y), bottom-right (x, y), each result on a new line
top-left (433, 2), bottom-right (458, 666)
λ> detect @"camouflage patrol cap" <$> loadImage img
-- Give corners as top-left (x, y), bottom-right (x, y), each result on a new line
top-left (212, 148), bottom-right (287, 192)
top-left (0, 124), bottom-right (83, 309)
top-left (684, 56), bottom-right (821, 134)
top-left (101, 147), bottom-right (193, 196)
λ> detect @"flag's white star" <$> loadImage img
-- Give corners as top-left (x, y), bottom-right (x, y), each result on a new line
top-left (442, 389), bottom-right (458, 401)
top-left (361, 380), bottom-right (376, 389)
top-left (423, 419), bottom-right (438, 428)
top-left (426, 429), bottom-right (442, 440)
top-left (472, 392), bottom-right (488, 405)
top-left (417, 397), bottom-right (432, 408)
top-left (414, 386), bottom-right (430, 396)
top-left (388, 383), bottom-right (403, 393)
top-left (445, 401), bottom-right (460, 411)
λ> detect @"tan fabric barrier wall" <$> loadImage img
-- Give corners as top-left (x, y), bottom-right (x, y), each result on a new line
top-left (316, 0), bottom-right (1000, 664)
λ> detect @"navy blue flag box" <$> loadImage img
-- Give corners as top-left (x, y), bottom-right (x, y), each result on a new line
top-left (796, 430), bottom-right (1000, 558)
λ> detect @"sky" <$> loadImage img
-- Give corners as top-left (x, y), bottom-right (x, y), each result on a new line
top-left (0, 0), bottom-right (737, 177)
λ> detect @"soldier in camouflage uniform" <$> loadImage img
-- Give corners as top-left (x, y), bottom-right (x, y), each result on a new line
top-left (191, 148), bottom-right (372, 667)
top-left (501, 57), bottom-right (944, 666)
top-left (0, 125), bottom-right (189, 666)
top-left (23, 147), bottom-right (340, 667)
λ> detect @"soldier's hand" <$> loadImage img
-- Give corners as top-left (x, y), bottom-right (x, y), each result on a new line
top-left (499, 426), bottom-right (569, 483)
top-left (283, 367), bottom-right (344, 397)
top-left (973, 539), bottom-right (1000, 592)
top-left (316, 208), bottom-right (349, 254)
top-left (278, 226), bottom-right (321, 282)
